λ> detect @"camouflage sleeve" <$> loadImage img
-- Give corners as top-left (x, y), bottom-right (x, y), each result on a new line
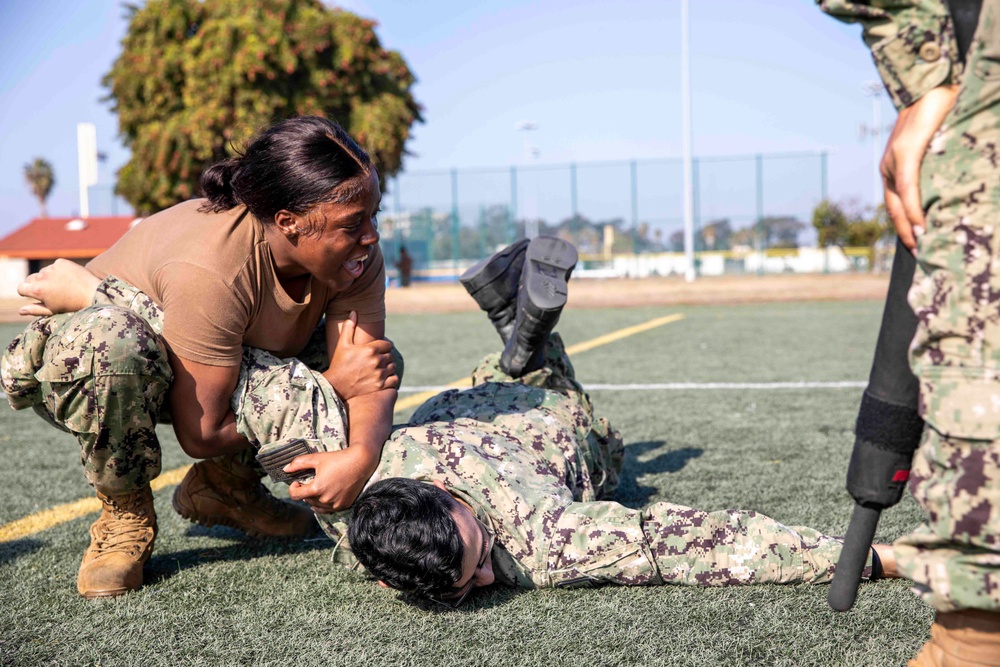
top-left (818, 0), bottom-right (960, 108)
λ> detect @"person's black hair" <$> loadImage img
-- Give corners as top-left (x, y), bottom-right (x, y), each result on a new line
top-left (199, 116), bottom-right (374, 221)
top-left (348, 478), bottom-right (465, 598)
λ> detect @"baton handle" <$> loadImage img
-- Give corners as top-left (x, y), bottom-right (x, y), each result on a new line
top-left (828, 503), bottom-right (881, 612)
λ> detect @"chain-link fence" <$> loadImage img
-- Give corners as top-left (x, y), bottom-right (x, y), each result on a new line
top-left (86, 151), bottom-right (852, 281)
top-left (379, 151), bottom-right (839, 282)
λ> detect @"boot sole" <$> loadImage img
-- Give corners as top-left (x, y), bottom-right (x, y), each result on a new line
top-left (460, 238), bottom-right (530, 295)
top-left (81, 586), bottom-right (132, 599)
top-left (523, 236), bottom-right (578, 312)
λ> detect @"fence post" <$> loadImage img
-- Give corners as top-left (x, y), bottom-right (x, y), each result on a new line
top-left (478, 204), bottom-right (486, 259)
top-left (630, 159), bottom-right (638, 253)
top-left (820, 151), bottom-right (828, 202)
top-left (510, 165), bottom-right (518, 243)
top-left (756, 153), bottom-right (764, 276)
top-left (693, 156), bottom-right (700, 274)
top-left (570, 162), bottom-right (578, 219)
top-left (451, 168), bottom-right (460, 275)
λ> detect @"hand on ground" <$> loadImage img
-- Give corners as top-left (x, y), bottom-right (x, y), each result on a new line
top-left (17, 259), bottom-right (102, 317)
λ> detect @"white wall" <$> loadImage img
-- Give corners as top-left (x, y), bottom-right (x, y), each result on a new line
top-left (607, 247), bottom-right (859, 277)
top-left (0, 258), bottom-right (28, 298)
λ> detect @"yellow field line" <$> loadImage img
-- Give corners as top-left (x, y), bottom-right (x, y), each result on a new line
top-left (394, 378), bottom-right (475, 413)
top-left (563, 313), bottom-right (685, 356)
top-left (0, 465), bottom-right (191, 543)
top-left (393, 314), bottom-right (685, 412)
top-left (0, 312), bottom-right (684, 543)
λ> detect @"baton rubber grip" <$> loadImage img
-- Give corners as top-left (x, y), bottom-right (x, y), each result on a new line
top-left (828, 503), bottom-right (881, 612)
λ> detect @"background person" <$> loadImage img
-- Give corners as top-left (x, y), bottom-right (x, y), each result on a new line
top-left (395, 246), bottom-right (413, 287)
top-left (1, 116), bottom-right (399, 599)
top-left (820, 1), bottom-right (1000, 663)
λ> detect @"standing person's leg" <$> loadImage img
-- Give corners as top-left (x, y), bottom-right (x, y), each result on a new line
top-left (1, 277), bottom-right (172, 598)
top-left (900, 2), bottom-right (1000, 661)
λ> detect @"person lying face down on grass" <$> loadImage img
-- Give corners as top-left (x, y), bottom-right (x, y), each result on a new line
top-left (309, 237), bottom-right (898, 605)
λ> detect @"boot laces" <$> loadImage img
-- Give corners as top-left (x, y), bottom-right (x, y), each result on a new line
top-left (94, 492), bottom-right (153, 557)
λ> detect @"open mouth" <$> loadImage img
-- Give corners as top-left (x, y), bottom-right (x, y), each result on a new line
top-left (343, 253), bottom-right (369, 278)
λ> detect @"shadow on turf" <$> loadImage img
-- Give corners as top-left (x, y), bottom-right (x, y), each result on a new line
top-left (394, 584), bottom-right (520, 613)
top-left (144, 531), bottom-right (334, 585)
top-left (616, 441), bottom-right (703, 507)
top-left (0, 538), bottom-right (44, 565)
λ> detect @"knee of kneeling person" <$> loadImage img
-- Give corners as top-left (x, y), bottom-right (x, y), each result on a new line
top-left (71, 306), bottom-right (172, 380)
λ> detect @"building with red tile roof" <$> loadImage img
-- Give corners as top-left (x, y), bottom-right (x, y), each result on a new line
top-left (0, 215), bottom-right (141, 297)
top-left (0, 215), bottom-right (139, 263)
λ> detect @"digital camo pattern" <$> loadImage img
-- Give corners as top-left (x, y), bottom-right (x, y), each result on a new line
top-left (332, 335), bottom-right (862, 588)
top-left (3, 275), bottom-right (857, 589)
top-left (903, 0), bottom-right (1000, 613)
top-left (824, 0), bottom-right (1000, 611)
top-left (0, 275), bottom-right (346, 496)
top-left (1, 276), bottom-right (172, 495)
top-left (819, 0), bottom-right (960, 109)
top-left (895, 428), bottom-right (1000, 611)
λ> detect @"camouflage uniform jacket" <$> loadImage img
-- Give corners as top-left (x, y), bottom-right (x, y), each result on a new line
top-left (819, 0), bottom-right (962, 108)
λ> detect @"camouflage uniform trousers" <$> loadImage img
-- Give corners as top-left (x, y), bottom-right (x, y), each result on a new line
top-left (899, 0), bottom-right (1000, 612)
top-left (327, 336), bottom-right (867, 587)
top-left (0, 275), bottom-right (382, 504)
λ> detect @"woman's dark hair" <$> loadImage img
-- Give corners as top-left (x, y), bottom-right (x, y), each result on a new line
top-left (199, 116), bottom-right (374, 221)
top-left (348, 478), bottom-right (465, 599)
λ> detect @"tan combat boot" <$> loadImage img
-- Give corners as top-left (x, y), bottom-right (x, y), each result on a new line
top-left (908, 610), bottom-right (1000, 667)
top-left (77, 486), bottom-right (157, 599)
top-left (172, 455), bottom-right (317, 539)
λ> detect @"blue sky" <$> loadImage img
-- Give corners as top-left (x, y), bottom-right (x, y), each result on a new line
top-left (0, 0), bottom-right (883, 236)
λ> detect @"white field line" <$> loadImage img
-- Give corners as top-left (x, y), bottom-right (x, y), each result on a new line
top-left (399, 381), bottom-right (866, 393)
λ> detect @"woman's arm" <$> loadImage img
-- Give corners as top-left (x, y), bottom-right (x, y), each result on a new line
top-left (16, 259), bottom-right (101, 316)
top-left (168, 352), bottom-right (251, 459)
top-left (283, 315), bottom-right (398, 512)
top-left (285, 387), bottom-right (397, 512)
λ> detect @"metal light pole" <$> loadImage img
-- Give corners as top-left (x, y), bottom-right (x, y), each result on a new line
top-left (516, 120), bottom-right (540, 239)
top-left (77, 123), bottom-right (98, 218)
top-left (861, 81), bottom-right (886, 208)
top-left (681, 0), bottom-right (695, 282)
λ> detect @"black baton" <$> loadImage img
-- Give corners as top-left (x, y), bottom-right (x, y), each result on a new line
top-left (828, 238), bottom-right (923, 611)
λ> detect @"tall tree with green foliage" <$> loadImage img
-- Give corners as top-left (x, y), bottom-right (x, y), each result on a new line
top-left (812, 199), bottom-right (892, 270)
top-left (104, 0), bottom-right (422, 214)
top-left (24, 158), bottom-right (55, 218)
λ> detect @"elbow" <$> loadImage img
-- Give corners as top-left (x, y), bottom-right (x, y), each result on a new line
top-left (177, 435), bottom-right (213, 460)
top-left (174, 426), bottom-right (223, 460)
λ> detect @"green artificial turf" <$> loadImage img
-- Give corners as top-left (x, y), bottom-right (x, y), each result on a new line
top-left (0, 301), bottom-right (934, 666)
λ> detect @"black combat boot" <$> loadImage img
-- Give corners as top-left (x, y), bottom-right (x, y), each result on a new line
top-left (500, 236), bottom-right (578, 377)
top-left (460, 239), bottom-right (530, 343)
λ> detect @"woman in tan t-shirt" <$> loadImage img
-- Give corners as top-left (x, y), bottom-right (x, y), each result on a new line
top-left (6, 116), bottom-right (399, 598)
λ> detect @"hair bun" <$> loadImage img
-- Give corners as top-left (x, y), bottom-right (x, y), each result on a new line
top-left (199, 158), bottom-right (242, 211)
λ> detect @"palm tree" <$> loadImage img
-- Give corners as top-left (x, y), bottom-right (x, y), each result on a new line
top-left (24, 158), bottom-right (55, 218)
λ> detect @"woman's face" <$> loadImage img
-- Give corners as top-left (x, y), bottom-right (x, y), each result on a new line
top-left (289, 170), bottom-right (381, 292)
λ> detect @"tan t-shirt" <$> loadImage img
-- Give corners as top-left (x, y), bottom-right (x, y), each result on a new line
top-left (87, 199), bottom-right (385, 366)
